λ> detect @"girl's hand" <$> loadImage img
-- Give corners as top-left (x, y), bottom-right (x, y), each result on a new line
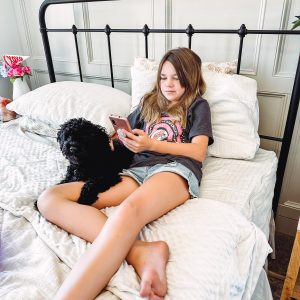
top-left (121, 129), bottom-right (154, 153)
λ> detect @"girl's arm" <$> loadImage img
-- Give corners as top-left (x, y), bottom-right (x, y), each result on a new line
top-left (122, 129), bottom-right (209, 162)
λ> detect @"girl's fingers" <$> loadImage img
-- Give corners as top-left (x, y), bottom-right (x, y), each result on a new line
top-left (122, 128), bottom-right (151, 152)
top-left (123, 138), bottom-right (138, 152)
top-left (132, 128), bottom-right (145, 135)
top-left (124, 130), bottom-right (139, 140)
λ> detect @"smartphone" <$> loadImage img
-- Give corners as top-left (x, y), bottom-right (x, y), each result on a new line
top-left (109, 114), bottom-right (132, 139)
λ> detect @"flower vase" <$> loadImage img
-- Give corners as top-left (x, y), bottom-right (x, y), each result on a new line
top-left (13, 77), bottom-right (30, 100)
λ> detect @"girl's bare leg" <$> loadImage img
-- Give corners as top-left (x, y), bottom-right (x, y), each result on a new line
top-left (37, 176), bottom-right (171, 299)
top-left (38, 176), bottom-right (139, 243)
top-left (47, 172), bottom-right (189, 300)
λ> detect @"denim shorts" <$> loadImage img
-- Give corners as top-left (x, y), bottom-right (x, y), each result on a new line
top-left (120, 161), bottom-right (200, 198)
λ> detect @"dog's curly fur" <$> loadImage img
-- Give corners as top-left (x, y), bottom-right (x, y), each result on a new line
top-left (56, 118), bottom-right (133, 206)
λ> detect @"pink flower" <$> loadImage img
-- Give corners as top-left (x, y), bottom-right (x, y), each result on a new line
top-left (2, 61), bottom-right (32, 82)
top-left (7, 68), bottom-right (14, 78)
top-left (23, 66), bottom-right (31, 75)
top-left (13, 66), bottom-right (24, 77)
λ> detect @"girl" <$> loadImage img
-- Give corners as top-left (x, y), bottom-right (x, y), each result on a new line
top-left (37, 47), bottom-right (213, 300)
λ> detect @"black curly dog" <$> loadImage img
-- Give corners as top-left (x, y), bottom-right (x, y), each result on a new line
top-left (56, 118), bottom-right (134, 206)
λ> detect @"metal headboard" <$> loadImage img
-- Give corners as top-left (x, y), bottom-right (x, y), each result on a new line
top-left (39, 0), bottom-right (300, 216)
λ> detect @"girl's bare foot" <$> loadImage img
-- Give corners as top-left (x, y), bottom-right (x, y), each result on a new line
top-left (126, 240), bottom-right (169, 299)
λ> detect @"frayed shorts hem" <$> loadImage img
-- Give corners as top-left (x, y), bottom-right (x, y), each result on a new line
top-left (119, 161), bottom-right (199, 198)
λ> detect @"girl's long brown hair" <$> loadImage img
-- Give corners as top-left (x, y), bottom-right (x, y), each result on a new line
top-left (140, 47), bottom-right (206, 127)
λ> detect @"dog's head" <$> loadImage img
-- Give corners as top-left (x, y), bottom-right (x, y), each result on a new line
top-left (57, 118), bottom-right (111, 165)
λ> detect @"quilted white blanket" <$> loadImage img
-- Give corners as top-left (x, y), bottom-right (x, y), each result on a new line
top-left (0, 119), bottom-right (272, 299)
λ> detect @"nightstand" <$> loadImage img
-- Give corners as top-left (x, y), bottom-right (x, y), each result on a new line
top-left (280, 217), bottom-right (300, 300)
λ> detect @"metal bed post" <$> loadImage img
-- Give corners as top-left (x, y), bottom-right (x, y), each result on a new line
top-left (237, 24), bottom-right (247, 75)
top-left (72, 24), bottom-right (83, 82)
top-left (186, 24), bottom-right (194, 49)
top-left (39, 1), bottom-right (56, 82)
top-left (142, 24), bottom-right (150, 59)
top-left (273, 53), bottom-right (300, 214)
top-left (105, 24), bottom-right (114, 88)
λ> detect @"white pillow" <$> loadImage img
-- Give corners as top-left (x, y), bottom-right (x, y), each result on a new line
top-left (130, 57), bottom-right (159, 112)
top-left (203, 71), bottom-right (260, 159)
top-left (7, 81), bottom-right (132, 135)
top-left (130, 57), bottom-right (260, 159)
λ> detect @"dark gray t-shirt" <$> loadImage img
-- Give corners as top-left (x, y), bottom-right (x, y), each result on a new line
top-left (127, 97), bottom-right (214, 183)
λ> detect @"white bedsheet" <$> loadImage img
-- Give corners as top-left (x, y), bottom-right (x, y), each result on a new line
top-left (0, 119), bottom-right (273, 299)
top-left (201, 148), bottom-right (277, 238)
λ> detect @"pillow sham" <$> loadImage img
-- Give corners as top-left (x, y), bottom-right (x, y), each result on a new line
top-left (7, 81), bottom-right (132, 135)
top-left (202, 60), bottom-right (237, 74)
top-left (130, 57), bottom-right (260, 159)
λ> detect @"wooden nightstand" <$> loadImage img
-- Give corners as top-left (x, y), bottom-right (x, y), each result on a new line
top-left (280, 217), bottom-right (300, 300)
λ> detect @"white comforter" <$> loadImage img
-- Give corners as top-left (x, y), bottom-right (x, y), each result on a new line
top-left (0, 119), bottom-right (272, 300)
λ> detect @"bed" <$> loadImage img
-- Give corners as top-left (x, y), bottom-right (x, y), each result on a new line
top-left (0, 119), bottom-right (274, 300)
top-left (1, 0), bottom-right (300, 299)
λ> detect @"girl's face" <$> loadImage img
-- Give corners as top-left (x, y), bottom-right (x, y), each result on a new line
top-left (160, 61), bottom-right (185, 104)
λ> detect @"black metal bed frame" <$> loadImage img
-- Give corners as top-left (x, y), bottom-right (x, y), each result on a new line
top-left (39, 0), bottom-right (300, 216)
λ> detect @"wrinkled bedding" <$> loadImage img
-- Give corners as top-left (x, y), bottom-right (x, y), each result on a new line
top-left (0, 118), bottom-right (273, 299)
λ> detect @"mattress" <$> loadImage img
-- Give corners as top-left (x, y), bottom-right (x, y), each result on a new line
top-left (201, 149), bottom-right (277, 238)
top-left (0, 118), bottom-right (274, 299)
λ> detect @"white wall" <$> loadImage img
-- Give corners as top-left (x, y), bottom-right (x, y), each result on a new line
top-left (0, 0), bottom-right (23, 98)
